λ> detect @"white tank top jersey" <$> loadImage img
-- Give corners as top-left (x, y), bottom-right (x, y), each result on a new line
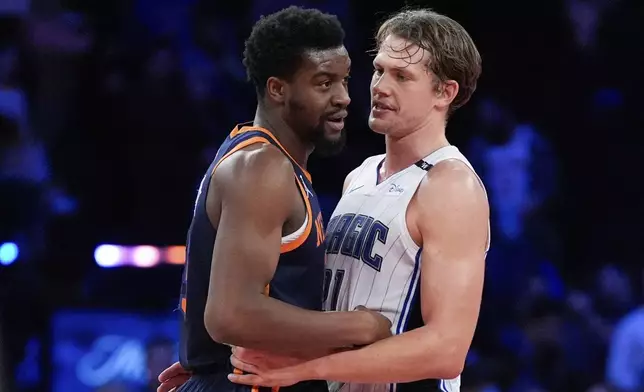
top-left (323, 146), bottom-right (490, 392)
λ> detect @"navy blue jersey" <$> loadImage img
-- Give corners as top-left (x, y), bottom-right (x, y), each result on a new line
top-left (178, 123), bottom-right (328, 391)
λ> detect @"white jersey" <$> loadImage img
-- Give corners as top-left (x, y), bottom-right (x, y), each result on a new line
top-left (323, 146), bottom-right (489, 392)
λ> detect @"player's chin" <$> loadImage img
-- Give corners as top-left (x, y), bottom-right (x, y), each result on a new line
top-left (314, 130), bottom-right (346, 157)
top-left (324, 127), bottom-right (345, 142)
top-left (368, 116), bottom-right (387, 134)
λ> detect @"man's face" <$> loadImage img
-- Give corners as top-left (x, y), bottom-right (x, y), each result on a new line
top-left (283, 46), bottom-right (351, 156)
top-left (369, 35), bottom-right (443, 137)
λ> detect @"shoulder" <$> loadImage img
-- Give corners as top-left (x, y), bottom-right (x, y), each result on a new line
top-left (424, 159), bottom-right (483, 190)
top-left (415, 159), bottom-right (489, 220)
top-left (213, 143), bottom-right (295, 195)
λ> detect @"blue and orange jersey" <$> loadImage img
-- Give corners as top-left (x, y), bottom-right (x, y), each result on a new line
top-left (178, 122), bottom-right (327, 378)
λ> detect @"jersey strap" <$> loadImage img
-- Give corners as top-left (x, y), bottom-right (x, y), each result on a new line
top-left (414, 159), bottom-right (433, 171)
top-left (231, 123), bottom-right (312, 183)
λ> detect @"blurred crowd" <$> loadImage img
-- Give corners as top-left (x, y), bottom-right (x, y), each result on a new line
top-left (0, 0), bottom-right (643, 391)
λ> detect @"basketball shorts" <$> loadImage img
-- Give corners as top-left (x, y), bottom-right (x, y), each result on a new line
top-left (177, 373), bottom-right (329, 392)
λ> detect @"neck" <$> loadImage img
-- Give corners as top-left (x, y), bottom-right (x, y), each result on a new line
top-left (253, 106), bottom-right (312, 168)
top-left (382, 117), bottom-right (450, 180)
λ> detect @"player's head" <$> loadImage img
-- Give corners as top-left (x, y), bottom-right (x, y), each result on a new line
top-left (243, 6), bottom-right (350, 155)
top-left (369, 8), bottom-right (481, 136)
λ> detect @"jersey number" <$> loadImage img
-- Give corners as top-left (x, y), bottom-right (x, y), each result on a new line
top-left (323, 268), bottom-right (345, 311)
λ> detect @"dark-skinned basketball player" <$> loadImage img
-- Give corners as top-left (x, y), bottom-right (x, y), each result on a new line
top-left (169, 6), bottom-right (392, 392)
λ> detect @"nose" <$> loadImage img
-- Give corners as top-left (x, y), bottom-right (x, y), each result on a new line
top-left (332, 84), bottom-right (351, 108)
top-left (371, 72), bottom-right (391, 97)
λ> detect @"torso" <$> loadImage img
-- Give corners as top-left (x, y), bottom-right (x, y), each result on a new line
top-left (323, 146), bottom-right (489, 392)
top-left (179, 123), bottom-right (327, 392)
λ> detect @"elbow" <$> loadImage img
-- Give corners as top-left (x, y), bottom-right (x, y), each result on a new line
top-left (425, 343), bottom-right (467, 380)
top-left (204, 302), bottom-right (243, 345)
top-left (435, 358), bottom-right (465, 380)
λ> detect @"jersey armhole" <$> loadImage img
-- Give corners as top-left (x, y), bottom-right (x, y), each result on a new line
top-left (398, 188), bottom-right (422, 259)
top-left (280, 173), bottom-right (313, 254)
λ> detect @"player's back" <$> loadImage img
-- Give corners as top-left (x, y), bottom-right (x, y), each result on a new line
top-left (178, 123), bottom-right (328, 391)
top-left (324, 146), bottom-right (489, 392)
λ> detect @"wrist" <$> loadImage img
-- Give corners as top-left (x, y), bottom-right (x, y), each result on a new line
top-left (299, 356), bottom-right (327, 381)
top-left (350, 311), bottom-right (375, 346)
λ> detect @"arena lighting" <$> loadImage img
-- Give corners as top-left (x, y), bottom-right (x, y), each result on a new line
top-left (0, 242), bottom-right (19, 266)
top-left (94, 245), bottom-right (186, 268)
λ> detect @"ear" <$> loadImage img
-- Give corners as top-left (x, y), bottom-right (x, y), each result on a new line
top-left (435, 80), bottom-right (459, 111)
top-left (266, 76), bottom-right (287, 104)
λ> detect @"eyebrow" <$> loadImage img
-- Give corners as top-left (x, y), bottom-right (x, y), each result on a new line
top-left (312, 70), bottom-right (351, 78)
top-left (373, 61), bottom-right (414, 74)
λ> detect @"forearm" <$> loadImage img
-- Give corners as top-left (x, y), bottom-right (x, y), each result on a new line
top-left (291, 346), bottom-right (353, 361)
top-left (298, 327), bottom-right (465, 383)
top-left (209, 296), bottom-right (371, 355)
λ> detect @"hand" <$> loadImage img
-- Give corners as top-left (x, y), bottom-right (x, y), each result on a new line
top-left (228, 355), bottom-right (303, 387)
top-left (355, 305), bottom-right (392, 344)
top-left (231, 346), bottom-right (305, 372)
top-left (157, 361), bottom-right (191, 392)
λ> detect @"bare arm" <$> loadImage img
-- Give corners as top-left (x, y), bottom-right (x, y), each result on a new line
top-left (279, 160), bottom-right (489, 382)
top-left (204, 144), bottom-right (381, 355)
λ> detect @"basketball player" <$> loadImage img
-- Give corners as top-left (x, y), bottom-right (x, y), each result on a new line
top-left (226, 8), bottom-right (489, 392)
top-left (169, 6), bottom-right (392, 392)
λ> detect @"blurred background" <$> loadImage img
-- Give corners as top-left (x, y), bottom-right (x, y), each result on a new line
top-left (0, 0), bottom-right (643, 391)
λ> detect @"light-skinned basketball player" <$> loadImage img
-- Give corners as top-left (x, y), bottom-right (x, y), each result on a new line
top-left (160, 8), bottom-right (488, 392)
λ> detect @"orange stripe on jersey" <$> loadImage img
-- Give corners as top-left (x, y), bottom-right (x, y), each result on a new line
top-left (230, 124), bottom-right (312, 183)
top-left (210, 136), bottom-right (270, 176)
top-left (180, 298), bottom-right (186, 313)
top-left (280, 174), bottom-right (313, 254)
top-left (314, 212), bottom-right (325, 247)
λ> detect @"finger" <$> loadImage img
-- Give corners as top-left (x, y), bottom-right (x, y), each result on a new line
top-left (230, 355), bottom-right (259, 374)
top-left (158, 361), bottom-right (182, 382)
top-left (157, 383), bottom-right (174, 392)
top-left (227, 373), bottom-right (266, 386)
top-left (158, 375), bottom-right (190, 392)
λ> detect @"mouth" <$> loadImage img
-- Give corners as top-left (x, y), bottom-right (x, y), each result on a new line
top-left (325, 111), bottom-right (347, 132)
top-left (325, 118), bottom-right (344, 132)
top-left (372, 102), bottom-right (394, 111)
top-left (371, 101), bottom-right (395, 118)
top-left (327, 110), bottom-right (348, 121)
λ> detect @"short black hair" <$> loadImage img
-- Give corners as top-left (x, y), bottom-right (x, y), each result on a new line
top-left (243, 6), bottom-right (345, 96)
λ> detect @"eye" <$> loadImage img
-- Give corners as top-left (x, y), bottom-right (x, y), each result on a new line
top-left (320, 80), bottom-right (332, 89)
top-left (342, 76), bottom-right (351, 85)
top-left (396, 72), bottom-right (408, 81)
